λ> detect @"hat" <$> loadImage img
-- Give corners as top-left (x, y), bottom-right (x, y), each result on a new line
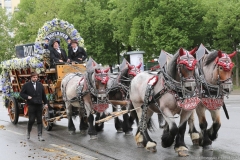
top-left (70, 40), bottom-right (78, 45)
top-left (51, 39), bottom-right (60, 47)
top-left (31, 72), bottom-right (38, 77)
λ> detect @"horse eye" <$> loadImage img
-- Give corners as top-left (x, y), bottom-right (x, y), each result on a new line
top-left (219, 66), bottom-right (223, 70)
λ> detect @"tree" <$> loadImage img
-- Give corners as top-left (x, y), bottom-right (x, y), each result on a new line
top-left (59, 0), bottom-right (120, 65)
top-left (0, 8), bottom-right (14, 62)
top-left (202, 0), bottom-right (240, 86)
top-left (10, 0), bottom-right (36, 44)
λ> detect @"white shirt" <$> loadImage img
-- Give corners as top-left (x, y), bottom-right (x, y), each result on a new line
top-left (73, 47), bottom-right (78, 52)
top-left (56, 48), bottom-right (61, 53)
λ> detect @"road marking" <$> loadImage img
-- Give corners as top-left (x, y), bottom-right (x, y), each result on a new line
top-left (50, 144), bottom-right (98, 160)
top-left (4, 129), bottom-right (25, 136)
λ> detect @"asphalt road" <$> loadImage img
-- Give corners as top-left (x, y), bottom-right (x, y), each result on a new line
top-left (1, 95), bottom-right (240, 160)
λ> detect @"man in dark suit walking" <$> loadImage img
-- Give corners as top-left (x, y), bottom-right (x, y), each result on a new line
top-left (67, 40), bottom-right (87, 64)
top-left (20, 72), bottom-right (48, 141)
top-left (50, 39), bottom-right (68, 67)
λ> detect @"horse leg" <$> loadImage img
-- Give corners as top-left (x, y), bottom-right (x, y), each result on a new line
top-left (122, 106), bottom-right (133, 136)
top-left (158, 113), bottom-right (165, 128)
top-left (67, 104), bottom-right (76, 135)
top-left (79, 116), bottom-right (88, 135)
top-left (95, 112), bottom-right (105, 132)
top-left (161, 109), bottom-right (178, 148)
top-left (113, 105), bottom-right (123, 132)
top-left (88, 114), bottom-right (98, 139)
top-left (196, 105), bottom-right (212, 149)
top-left (143, 111), bottom-right (157, 152)
top-left (188, 110), bottom-right (200, 145)
top-left (174, 110), bottom-right (194, 157)
top-left (207, 110), bottom-right (221, 141)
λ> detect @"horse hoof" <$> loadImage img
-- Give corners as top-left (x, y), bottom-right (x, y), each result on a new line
top-left (69, 131), bottom-right (76, 135)
top-left (117, 128), bottom-right (123, 133)
top-left (175, 146), bottom-right (189, 157)
top-left (145, 142), bottom-right (157, 152)
top-left (125, 131), bottom-right (133, 136)
top-left (178, 151), bottom-right (189, 157)
top-left (90, 135), bottom-right (98, 140)
top-left (203, 145), bottom-right (213, 150)
top-left (137, 142), bottom-right (145, 148)
top-left (190, 133), bottom-right (200, 145)
top-left (80, 130), bottom-right (87, 135)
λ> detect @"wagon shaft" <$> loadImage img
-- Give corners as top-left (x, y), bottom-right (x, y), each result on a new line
top-left (108, 100), bottom-right (129, 105)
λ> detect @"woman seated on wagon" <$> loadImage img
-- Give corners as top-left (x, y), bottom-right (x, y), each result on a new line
top-left (67, 40), bottom-right (87, 64)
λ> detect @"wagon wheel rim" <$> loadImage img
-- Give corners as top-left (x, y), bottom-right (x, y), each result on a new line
top-left (8, 100), bottom-right (15, 121)
top-left (42, 107), bottom-right (49, 127)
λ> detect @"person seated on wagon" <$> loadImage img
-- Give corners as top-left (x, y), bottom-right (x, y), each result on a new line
top-left (50, 39), bottom-right (68, 67)
top-left (67, 40), bottom-right (87, 64)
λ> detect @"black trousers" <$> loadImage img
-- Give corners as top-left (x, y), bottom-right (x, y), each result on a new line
top-left (27, 104), bottom-right (43, 132)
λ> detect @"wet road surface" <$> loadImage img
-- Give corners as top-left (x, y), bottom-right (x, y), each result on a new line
top-left (1, 95), bottom-right (240, 160)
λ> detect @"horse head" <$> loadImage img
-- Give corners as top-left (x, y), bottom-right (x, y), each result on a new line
top-left (214, 50), bottom-right (236, 92)
top-left (127, 62), bottom-right (141, 79)
top-left (176, 47), bottom-right (197, 91)
top-left (94, 67), bottom-right (110, 94)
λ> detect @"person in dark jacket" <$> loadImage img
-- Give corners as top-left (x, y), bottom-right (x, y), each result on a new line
top-left (67, 40), bottom-right (87, 64)
top-left (20, 72), bottom-right (48, 141)
top-left (50, 39), bottom-right (68, 67)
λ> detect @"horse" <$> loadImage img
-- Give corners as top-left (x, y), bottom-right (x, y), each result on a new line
top-left (187, 45), bottom-right (236, 149)
top-left (106, 58), bottom-right (141, 135)
top-left (61, 58), bottom-right (110, 139)
top-left (129, 48), bottom-right (200, 156)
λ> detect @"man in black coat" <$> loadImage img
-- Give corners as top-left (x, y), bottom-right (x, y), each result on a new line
top-left (68, 40), bottom-right (87, 64)
top-left (50, 39), bottom-right (68, 67)
top-left (20, 72), bottom-right (48, 141)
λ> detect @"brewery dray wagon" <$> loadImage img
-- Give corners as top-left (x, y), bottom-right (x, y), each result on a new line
top-left (0, 18), bottom-right (86, 130)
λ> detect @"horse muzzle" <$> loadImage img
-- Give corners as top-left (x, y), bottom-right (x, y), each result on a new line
top-left (221, 81), bottom-right (233, 93)
top-left (183, 79), bottom-right (196, 92)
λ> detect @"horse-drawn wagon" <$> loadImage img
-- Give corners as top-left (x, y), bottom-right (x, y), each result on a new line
top-left (0, 18), bottom-right (86, 131)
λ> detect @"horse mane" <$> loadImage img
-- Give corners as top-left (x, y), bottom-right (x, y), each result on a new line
top-left (167, 51), bottom-right (179, 79)
top-left (117, 58), bottom-right (129, 83)
top-left (205, 50), bottom-right (218, 66)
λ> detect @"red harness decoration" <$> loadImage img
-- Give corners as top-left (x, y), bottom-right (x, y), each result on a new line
top-left (93, 104), bottom-right (109, 113)
top-left (95, 70), bottom-right (109, 84)
top-left (202, 98), bottom-right (223, 110)
top-left (177, 97), bottom-right (201, 110)
top-left (215, 54), bottom-right (234, 71)
top-left (147, 76), bottom-right (158, 86)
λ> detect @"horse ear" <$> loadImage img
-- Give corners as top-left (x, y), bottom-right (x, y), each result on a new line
top-left (228, 51), bottom-right (237, 59)
top-left (104, 68), bottom-right (110, 73)
top-left (95, 68), bottom-right (101, 74)
top-left (127, 63), bottom-right (134, 69)
top-left (92, 61), bottom-right (96, 67)
top-left (136, 62), bottom-right (142, 69)
top-left (189, 47), bottom-right (198, 55)
top-left (179, 48), bottom-right (185, 56)
top-left (218, 50), bottom-right (223, 58)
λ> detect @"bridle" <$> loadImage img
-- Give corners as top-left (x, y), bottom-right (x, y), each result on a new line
top-left (177, 52), bottom-right (197, 94)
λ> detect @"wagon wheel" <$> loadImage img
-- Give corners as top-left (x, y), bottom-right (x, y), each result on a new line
top-left (8, 97), bottom-right (19, 124)
top-left (42, 107), bottom-right (53, 131)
